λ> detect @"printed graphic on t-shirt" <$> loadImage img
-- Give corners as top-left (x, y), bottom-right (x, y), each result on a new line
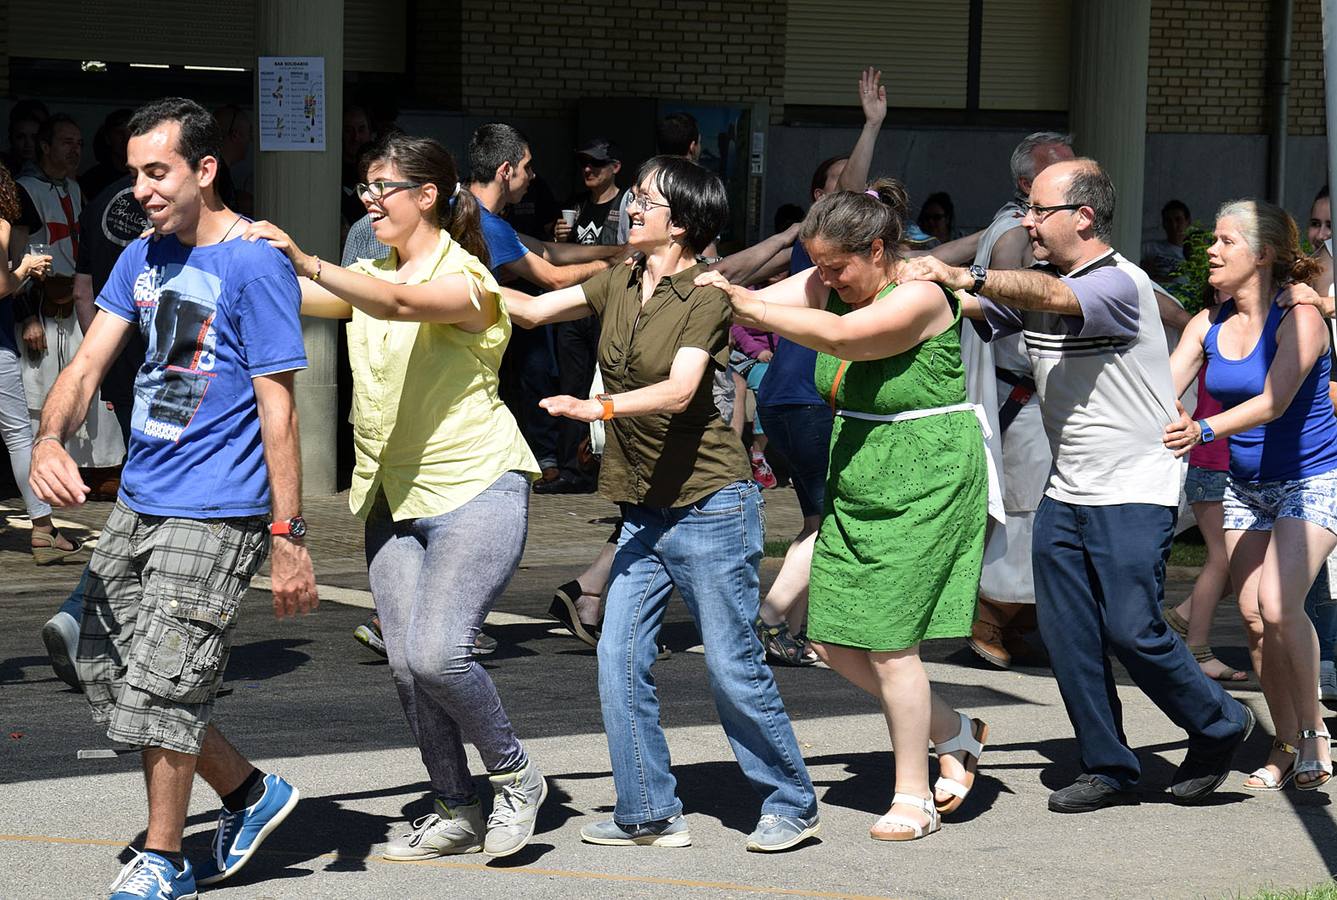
top-left (102, 187), bottom-right (148, 247)
top-left (131, 264), bottom-right (221, 442)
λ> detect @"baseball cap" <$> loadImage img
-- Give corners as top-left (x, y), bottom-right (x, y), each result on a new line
top-left (576, 137), bottom-right (621, 163)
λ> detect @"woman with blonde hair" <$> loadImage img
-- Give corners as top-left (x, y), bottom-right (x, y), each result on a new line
top-left (1165, 199), bottom-right (1335, 792)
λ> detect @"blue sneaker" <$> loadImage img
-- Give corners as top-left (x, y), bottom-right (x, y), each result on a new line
top-left (194, 774), bottom-right (300, 886)
top-left (108, 850), bottom-right (197, 899)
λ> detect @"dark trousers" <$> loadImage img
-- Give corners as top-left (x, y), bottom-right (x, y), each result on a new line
top-left (1033, 497), bottom-right (1246, 789)
top-left (499, 324), bottom-right (558, 468)
top-left (554, 317), bottom-right (600, 484)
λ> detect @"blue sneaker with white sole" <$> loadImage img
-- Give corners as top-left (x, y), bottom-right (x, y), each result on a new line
top-left (108, 850), bottom-right (197, 899)
top-left (194, 774), bottom-right (299, 886)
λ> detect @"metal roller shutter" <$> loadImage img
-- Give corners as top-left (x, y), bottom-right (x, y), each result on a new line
top-left (979, 0), bottom-right (1071, 110)
top-left (783, 0), bottom-right (971, 109)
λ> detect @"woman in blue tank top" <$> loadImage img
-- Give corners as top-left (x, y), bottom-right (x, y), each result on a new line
top-left (1165, 199), bottom-right (1334, 793)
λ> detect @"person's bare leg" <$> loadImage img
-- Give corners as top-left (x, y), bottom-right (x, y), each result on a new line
top-left (195, 725), bottom-right (257, 799)
top-left (1230, 530), bottom-right (1297, 787)
top-left (870, 647), bottom-right (935, 834)
top-left (759, 524), bottom-right (817, 626)
top-left (1177, 501), bottom-right (1242, 680)
top-left (30, 514), bottom-right (77, 551)
top-left (142, 748), bottom-right (198, 853)
top-left (571, 542), bottom-right (617, 624)
top-left (1261, 519), bottom-right (1336, 785)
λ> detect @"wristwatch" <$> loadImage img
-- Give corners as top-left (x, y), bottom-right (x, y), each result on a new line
top-left (269, 515), bottom-right (308, 539)
top-left (1197, 420), bottom-right (1216, 444)
top-left (596, 393), bottom-right (615, 421)
top-left (968, 264), bottom-right (987, 294)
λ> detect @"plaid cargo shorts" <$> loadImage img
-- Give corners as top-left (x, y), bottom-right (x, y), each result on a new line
top-left (79, 499), bottom-right (269, 755)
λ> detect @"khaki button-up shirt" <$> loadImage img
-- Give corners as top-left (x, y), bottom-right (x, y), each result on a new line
top-left (581, 261), bottom-right (750, 508)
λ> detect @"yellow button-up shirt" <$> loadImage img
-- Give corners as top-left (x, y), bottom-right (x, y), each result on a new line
top-left (346, 230), bottom-right (538, 521)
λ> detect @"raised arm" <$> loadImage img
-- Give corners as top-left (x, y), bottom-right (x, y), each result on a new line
top-left (836, 67), bottom-right (887, 192)
top-left (1164, 305), bottom-right (1329, 455)
top-left (243, 220), bottom-right (496, 331)
top-left (706, 223), bottom-right (800, 285)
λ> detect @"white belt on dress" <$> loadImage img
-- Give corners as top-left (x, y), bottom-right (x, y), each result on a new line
top-left (834, 402), bottom-right (1005, 525)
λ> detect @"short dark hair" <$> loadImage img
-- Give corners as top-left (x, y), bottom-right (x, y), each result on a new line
top-left (1316, 184), bottom-right (1329, 203)
top-left (128, 97), bottom-right (223, 170)
top-left (1063, 160), bottom-right (1116, 241)
top-left (1162, 199), bottom-right (1190, 220)
top-left (657, 112), bottom-right (699, 156)
top-left (468, 123), bottom-right (528, 185)
top-left (36, 113), bottom-right (79, 155)
top-left (810, 155), bottom-right (848, 201)
top-left (9, 99), bottom-right (48, 129)
top-left (774, 203), bottom-right (804, 232)
top-left (635, 155), bottom-right (728, 254)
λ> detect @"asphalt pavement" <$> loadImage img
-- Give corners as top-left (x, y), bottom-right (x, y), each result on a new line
top-left (2, 488), bottom-right (1336, 900)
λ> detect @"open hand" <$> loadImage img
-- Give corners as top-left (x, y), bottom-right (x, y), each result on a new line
top-left (858, 67), bottom-right (887, 126)
top-left (242, 220), bottom-right (319, 278)
top-left (1277, 281), bottom-right (1335, 318)
top-left (540, 394), bottom-right (602, 422)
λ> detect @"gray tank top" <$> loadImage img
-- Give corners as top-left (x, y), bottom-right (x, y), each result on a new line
top-left (973, 200), bottom-right (1031, 375)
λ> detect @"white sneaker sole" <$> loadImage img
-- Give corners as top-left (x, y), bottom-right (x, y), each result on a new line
top-left (383, 842), bottom-right (483, 860)
top-left (580, 829), bottom-right (692, 848)
top-left (196, 785), bottom-right (301, 886)
top-left (746, 820), bottom-right (821, 853)
top-left (484, 776), bottom-right (548, 858)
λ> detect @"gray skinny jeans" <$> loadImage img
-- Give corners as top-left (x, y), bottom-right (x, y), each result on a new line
top-left (365, 471), bottom-right (530, 805)
top-left (0, 343), bottom-right (51, 519)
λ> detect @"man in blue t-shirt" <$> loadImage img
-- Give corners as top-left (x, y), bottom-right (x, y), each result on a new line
top-left (466, 123), bottom-right (625, 492)
top-left (29, 98), bottom-right (316, 899)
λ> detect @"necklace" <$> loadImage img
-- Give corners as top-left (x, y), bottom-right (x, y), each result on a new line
top-left (219, 215), bottom-right (245, 243)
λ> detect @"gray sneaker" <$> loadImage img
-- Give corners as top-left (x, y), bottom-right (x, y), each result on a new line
top-left (483, 761), bottom-right (547, 857)
top-left (383, 800), bottom-right (484, 859)
top-left (745, 813), bottom-right (821, 852)
top-left (41, 609), bottom-right (82, 691)
top-left (579, 815), bottom-right (692, 847)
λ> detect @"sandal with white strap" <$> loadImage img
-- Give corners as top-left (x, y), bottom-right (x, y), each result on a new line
top-left (933, 711), bottom-right (989, 815)
top-left (870, 793), bottom-right (940, 842)
top-left (1242, 739), bottom-right (1297, 792)
top-left (1295, 729), bottom-right (1333, 792)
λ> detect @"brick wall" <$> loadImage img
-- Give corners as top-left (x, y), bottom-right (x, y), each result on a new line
top-left (412, 0), bottom-right (787, 122)
top-left (1147, 0), bottom-right (1325, 135)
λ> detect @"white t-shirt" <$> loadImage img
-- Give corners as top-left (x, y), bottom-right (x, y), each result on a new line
top-left (977, 250), bottom-right (1184, 507)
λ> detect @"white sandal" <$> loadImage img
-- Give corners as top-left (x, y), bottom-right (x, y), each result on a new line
top-left (933, 711), bottom-right (989, 814)
top-left (1295, 729), bottom-right (1333, 791)
top-left (1243, 739), bottom-right (1296, 792)
top-left (870, 793), bottom-right (940, 842)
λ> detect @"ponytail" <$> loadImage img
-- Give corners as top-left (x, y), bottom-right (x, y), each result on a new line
top-left (444, 185), bottom-right (490, 269)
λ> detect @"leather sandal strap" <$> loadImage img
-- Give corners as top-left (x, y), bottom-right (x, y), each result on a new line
top-left (1273, 739), bottom-right (1298, 755)
top-left (934, 777), bottom-right (968, 799)
top-left (890, 792), bottom-right (935, 815)
top-left (1188, 644), bottom-right (1217, 664)
top-left (874, 812), bottom-right (925, 837)
top-left (1298, 729), bottom-right (1332, 741)
top-left (934, 712), bottom-right (983, 757)
top-left (1246, 766), bottom-right (1281, 789)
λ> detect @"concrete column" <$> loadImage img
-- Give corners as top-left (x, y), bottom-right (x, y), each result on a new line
top-left (1069, 0), bottom-right (1151, 259)
top-left (255, 0), bottom-right (342, 496)
top-left (1324, 0), bottom-right (1337, 205)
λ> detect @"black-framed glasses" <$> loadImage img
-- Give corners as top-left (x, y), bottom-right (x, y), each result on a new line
top-left (629, 192), bottom-right (670, 212)
top-left (356, 180), bottom-right (422, 200)
top-left (1022, 202), bottom-right (1083, 221)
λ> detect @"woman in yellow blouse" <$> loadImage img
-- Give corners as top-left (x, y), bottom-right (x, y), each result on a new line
top-left (243, 134), bottom-right (544, 860)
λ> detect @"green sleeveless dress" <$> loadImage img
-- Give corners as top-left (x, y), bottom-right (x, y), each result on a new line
top-left (809, 284), bottom-right (988, 651)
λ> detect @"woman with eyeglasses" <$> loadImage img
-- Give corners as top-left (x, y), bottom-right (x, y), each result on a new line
top-left (504, 155), bottom-right (820, 853)
top-left (242, 133), bottom-right (549, 859)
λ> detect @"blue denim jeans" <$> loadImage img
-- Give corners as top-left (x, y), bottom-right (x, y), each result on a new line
top-left (1305, 562), bottom-right (1337, 666)
top-left (365, 472), bottom-right (530, 804)
top-left (756, 404), bottom-right (833, 518)
top-left (1033, 498), bottom-right (1249, 790)
top-left (598, 480), bottom-right (816, 825)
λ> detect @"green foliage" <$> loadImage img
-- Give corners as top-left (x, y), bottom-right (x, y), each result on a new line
top-left (1168, 223), bottom-right (1215, 314)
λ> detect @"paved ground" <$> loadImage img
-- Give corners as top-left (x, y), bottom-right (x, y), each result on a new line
top-left (2, 487), bottom-right (1337, 900)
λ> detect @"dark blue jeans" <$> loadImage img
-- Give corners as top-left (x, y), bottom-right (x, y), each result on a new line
top-left (756, 404), bottom-right (832, 518)
top-left (1033, 498), bottom-right (1248, 790)
top-left (1304, 563), bottom-right (1337, 666)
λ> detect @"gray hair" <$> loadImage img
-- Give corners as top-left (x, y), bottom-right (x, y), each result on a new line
top-left (1010, 131), bottom-right (1073, 187)
top-left (1216, 198), bottom-right (1322, 285)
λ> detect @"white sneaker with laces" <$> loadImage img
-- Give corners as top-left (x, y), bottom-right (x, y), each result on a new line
top-left (383, 801), bottom-right (484, 859)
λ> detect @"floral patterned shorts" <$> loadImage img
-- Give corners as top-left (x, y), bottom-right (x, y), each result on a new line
top-left (1222, 468), bottom-right (1337, 535)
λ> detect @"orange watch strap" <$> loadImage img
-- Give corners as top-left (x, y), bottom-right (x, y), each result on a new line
top-left (598, 393), bottom-right (614, 421)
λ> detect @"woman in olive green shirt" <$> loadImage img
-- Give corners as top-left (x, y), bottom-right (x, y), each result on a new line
top-left (506, 155), bottom-right (819, 853)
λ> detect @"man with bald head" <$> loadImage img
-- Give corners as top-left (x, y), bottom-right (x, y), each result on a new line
top-left (903, 158), bottom-right (1252, 814)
